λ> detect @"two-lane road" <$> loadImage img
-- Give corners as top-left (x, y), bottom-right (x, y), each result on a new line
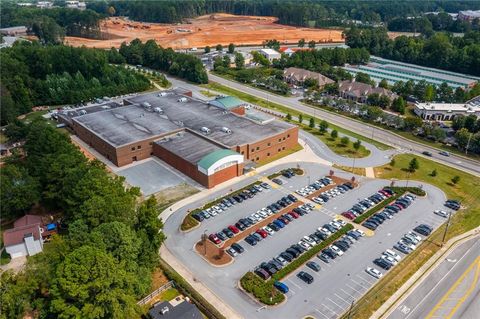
top-left (208, 73), bottom-right (480, 176)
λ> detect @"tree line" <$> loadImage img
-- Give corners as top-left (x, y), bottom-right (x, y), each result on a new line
top-left (117, 39), bottom-right (208, 84)
top-left (344, 27), bottom-right (480, 76)
top-left (388, 12), bottom-right (478, 35)
top-left (86, 0), bottom-right (480, 28)
top-left (0, 42), bottom-right (151, 125)
top-left (0, 120), bottom-right (165, 318)
top-left (1, 3), bottom-right (104, 44)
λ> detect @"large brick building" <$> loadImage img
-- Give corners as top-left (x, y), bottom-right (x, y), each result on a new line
top-left (61, 89), bottom-right (298, 188)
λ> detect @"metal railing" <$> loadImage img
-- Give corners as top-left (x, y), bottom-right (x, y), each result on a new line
top-left (137, 280), bottom-right (175, 305)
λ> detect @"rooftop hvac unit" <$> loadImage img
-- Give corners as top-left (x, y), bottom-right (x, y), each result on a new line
top-left (158, 92), bottom-right (167, 97)
top-left (221, 127), bottom-right (232, 134)
top-left (201, 127), bottom-right (211, 134)
top-left (160, 306), bottom-right (169, 315)
top-left (178, 97), bottom-right (188, 102)
top-left (154, 107), bottom-right (163, 113)
top-left (142, 102), bottom-right (152, 108)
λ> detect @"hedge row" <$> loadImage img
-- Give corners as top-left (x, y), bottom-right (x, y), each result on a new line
top-left (267, 168), bottom-right (304, 180)
top-left (240, 272), bottom-right (285, 305)
top-left (159, 258), bottom-right (227, 319)
top-left (272, 224), bottom-right (354, 280)
top-left (180, 181), bottom-right (262, 231)
top-left (239, 224), bottom-right (354, 305)
top-left (353, 187), bottom-right (425, 224)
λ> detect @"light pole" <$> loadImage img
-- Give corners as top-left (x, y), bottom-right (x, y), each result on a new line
top-left (202, 229), bottom-right (208, 255)
top-left (441, 211), bottom-right (452, 246)
top-left (347, 299), bottom-right (355, 319)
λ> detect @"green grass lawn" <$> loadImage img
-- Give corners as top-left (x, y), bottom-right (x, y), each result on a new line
top-left (158, 287), bottom-right (180, 301)
top-left (346, 154), bottom-right (480, 319)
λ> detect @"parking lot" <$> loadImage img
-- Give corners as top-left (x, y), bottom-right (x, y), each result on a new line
top-left (163, 162), bottom-right (450, 319)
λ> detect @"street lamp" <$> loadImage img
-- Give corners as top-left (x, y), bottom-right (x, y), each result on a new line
top-left (347, 299), bottom-right (355, 319)
top-left (441, 211), bottom-right (452, 246)
top-left (202, 229), bottom-right (208, 255)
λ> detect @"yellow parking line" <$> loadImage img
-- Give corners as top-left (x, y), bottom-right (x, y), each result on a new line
top-left (425, 256), bottom-right (480, 319)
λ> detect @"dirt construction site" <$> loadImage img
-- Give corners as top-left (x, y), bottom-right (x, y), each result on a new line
top-left (65, 13), bottom-right (344, 49)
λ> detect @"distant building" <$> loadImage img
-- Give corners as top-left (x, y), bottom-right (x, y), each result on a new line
top-left (3, 215), bottom-right (44, 259)
top-left (259, 48), bottom-right (281, 62)
top-left (283, 67), bottom-right (334, 89)
top-left (65, 1), bottom-right (86, 10)
top-left (0, 26), bottom-right (27, 36)
top-left (17, 2), bottom-right (34, 7)
top-left (414, 97), bottom-right (480, 121)
top-left (458, 10), bottom-right (480, 21)
top-left (36, 1), bottom-right (53, 8)
top-left (343, 56), bottom-right (479, 89)
top-left (338, 80), bottom-right (397, 103)
top-left (148, 298), bottom-right (202, 319)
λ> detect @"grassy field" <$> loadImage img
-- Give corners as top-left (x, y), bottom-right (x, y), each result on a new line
top-left (332, 164), bottom-right (366, 176)
top-left (200, 90), bottom-right (218, 98)
top-left (201, 82), bottom-right (392, 151)
top-left (343, 154), bottom-right (480, 319)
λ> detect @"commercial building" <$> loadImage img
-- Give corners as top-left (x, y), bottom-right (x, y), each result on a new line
top-left (259, 48), bottom-right (281, 61)
top-left (0, 26), bottom-right (27, 36)
top-left (283, 67), bottom-right (334, 89)
top-left (338, 80), bottom-right (397, 103)
top-left (458, 10), bottom-right (480, 21)
top-left (414, 99), bottom-right (480, 121)
top-left (148, 298), bottom-right (202, 319)
top-left (62, 89), bottom-right (298, 188)
top-left (343, 56), bottom-right (479, 89)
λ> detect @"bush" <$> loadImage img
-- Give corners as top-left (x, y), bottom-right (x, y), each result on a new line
top-left (240, 272), bottom-right (285, 305)
top-left (331, 130), bottom-right (338, 139)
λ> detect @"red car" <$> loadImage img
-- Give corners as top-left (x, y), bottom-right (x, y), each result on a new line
top-left (228, 225), bottom-right (240, 234)
top-left (342, 212), bottom-right (355, 220)
top-left (289, 211), bottom-right (300, 219)
top-left (256, 229), bottom-right (268, 238)
top-left (209, 234), bottom-right (221, 245)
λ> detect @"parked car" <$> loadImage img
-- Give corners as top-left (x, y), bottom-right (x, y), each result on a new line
top-left (274, 281), bottom-right (289, 293)
top-left (272, 178), bottom-right (283, 185)
top-left (365, 267), bottom-right (383, 279)
top-left (306, 261), bottom-right (321, 272)
top-left (297, 271), bottom-right (314, 284)
top-left (209, 234), bottom-right (221, 244)
top-left (226, 247), bottom-right (238, 257)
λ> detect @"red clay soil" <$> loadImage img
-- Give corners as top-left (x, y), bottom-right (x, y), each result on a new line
top-left (195, 201), bottom-right (304, 265)
top-left (65, 13), bottom-right (344, 49)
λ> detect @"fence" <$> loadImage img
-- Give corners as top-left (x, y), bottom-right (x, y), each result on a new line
top-left (137, 280), bottom-right (175, 306)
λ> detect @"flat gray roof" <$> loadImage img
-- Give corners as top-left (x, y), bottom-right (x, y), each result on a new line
top-left (155, 131), bottom-right (223, 165)
top-left (73, 89), bottom-right (294, 148)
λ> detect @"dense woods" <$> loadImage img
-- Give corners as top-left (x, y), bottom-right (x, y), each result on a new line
top-left (87, 0), bottom-right (480, 27)
top-left (0, 42), bottom-right (150, 125)
top-left (388, 13), bottom-right (478, 34)
top-left (1, 3), bottom-right (104, 43)
top-left (0, 121), bottom-right (165, 318)
top-left (345, 28), bottom-right (480, 76)
top-left (118, 39), bottom-right (209, 84)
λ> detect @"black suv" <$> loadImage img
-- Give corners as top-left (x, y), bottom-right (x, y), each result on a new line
top-left (297, 271), bottom-right (314, 284)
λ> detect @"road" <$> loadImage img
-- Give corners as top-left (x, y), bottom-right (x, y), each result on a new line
top-left (386, 236), bottom-right (480, 319)
top-left (207, 73), bottom-right (480, 176)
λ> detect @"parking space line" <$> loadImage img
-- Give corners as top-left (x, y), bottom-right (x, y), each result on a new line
top-left (346, 282), bottom-right (365, 294)
top-left (356, 274), bottom-right (374, 285)
top-left (321, 303), bottom-right (339, 316)
top-left (341, 288), bottom-right (358, 299)
top-left (334, 292), bottom-right (351, 305)
top-left (350, 278), bottom-right (366, 287)
top-left (315, 309), bottom-right (330, 319)
top-left (326, 297), bottom-right (346, 311)
top-left (287, 278), bottom-right (302, 290)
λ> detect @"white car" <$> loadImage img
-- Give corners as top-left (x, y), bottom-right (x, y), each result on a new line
top-left (303, 236), bottom-right (316, 245)
top-left (366, 267), bottom-right (383, 279)
top-left (381, 254), bottom-right (398, 265)
top-left (275, 256), bottom-right (288, 266)
top-left (355, 229), bottom-right (366, 237)
top-left (334, 218), bottom-right (347, 227)
top-left (258, 210), bottom-right (268, 218)
top-left (253, 213), bottom-right (262, 221)
top-left (299, 241), bottom-right (312, 250)
top-left (330, 245), bottom-right (344, 256)
top-left (263, 226), bottom-right (275, 236)
top-left (318, 227), bottom-right (332, 236)
top-left (330, 221), bottom-right (342, 230)
top-left (399, 239), bottom-right (416, 250)
top-left (434, 210), bottom-right (449, 218)
top-left (207, 208), bottom-right (217, 216)
top-left (407, 231), bottom-right (422, 242)
top-left (404, 233), bottom-right (420, 244)
top-left (384, 249), bottom-right (402, 262)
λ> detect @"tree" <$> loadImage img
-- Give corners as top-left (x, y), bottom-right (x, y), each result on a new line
top-left (391, 97), bottom-right (406, 114)
top-left (234, 52), bottom-right (245, 69)
top-left (304, 78), bottom-right (319, 89)
top-left (390, 158), bottom-right (396, 167)
top-left (0, 164), bottom-right (40, 221)
top-left (308, 40), bottom-right (316, 49)
top-left (216, 44), bottom-right (223, 51)
top-left (204, 46), bottom-right (211, 53)
top-left (455, 128), bottom-right (471, 150)
top-left (309, 117), bottom-right (315, 128)
top-left (451, 175), bottom-right (460, 185)
top-left (431, 169), bottom-right (437, 177)
top-left (298, 38), bottom-right (305, 47)
top-left (355, 72), bottom-right (374, 85)
top-left (378, 95), bottom-right (391, 108)
top-left (408, 157), bottom-right (419, 172)
top-left (319, 120), bottom-right (329, 134)
top-left (264, 39), bottom-right (280, 50)
top-left (228, 43), bottom-right (235, 54)
top-left (403, 117), bottom-right (423, 131)
top-left (353, 139), bottom-right (362, 152)
top-left (424, 85), bottom-right (436, 102)
top-left (331, 130), bottom-right (338, 139)
top-left (340, 136), bottom-right (350, 146)
top-left (252, 51), bottom-right (270, 66)
top-left (51, 246), bottom-right (141, 318)
top-left (379, 79), bottom-right (389, 89)
top-left (286, 113), bottom-right (292, 121)
top-left (298, 114), bottom-right (303, 124)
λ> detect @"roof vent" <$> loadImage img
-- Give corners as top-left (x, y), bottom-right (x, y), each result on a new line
top-left (142, 102), bottom-right (151, 108)
top-left (221, 127), bottom-right (232, 134)
top-left (178, 97), bottom-right (188, 103)
top-left (154, 107), bottom-right (163, 113)
top-left (201, 127), bottom-right (211, 134)
top-left (160, 306), bottom-right (169, 315)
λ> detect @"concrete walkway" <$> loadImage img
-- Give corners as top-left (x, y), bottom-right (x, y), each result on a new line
top-left (365, 167), bottom-right (376, 178)
top-left (372, 226), bottom-right (480, 319)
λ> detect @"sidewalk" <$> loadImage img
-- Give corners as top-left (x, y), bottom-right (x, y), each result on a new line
top-left (372, 226), bottom-right (480, 319)
top-left (160, 245), bottom-right (243, 319)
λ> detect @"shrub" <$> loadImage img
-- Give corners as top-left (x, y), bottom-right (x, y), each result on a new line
top-left (240, 272), bottom-right (285, 305)
top-left (331, 130), bottom-right (338, 139)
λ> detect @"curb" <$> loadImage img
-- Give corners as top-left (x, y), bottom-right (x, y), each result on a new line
top-left (373, 226), bottom-right (480, 319)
